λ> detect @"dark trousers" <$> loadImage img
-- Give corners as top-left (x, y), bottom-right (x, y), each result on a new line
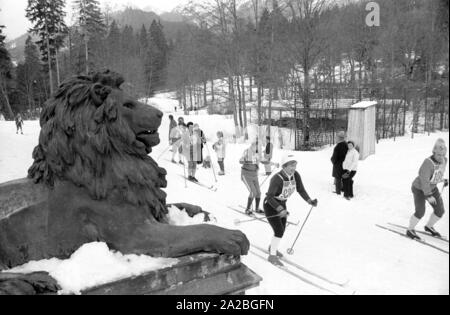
top-left (218, 158), bottom-right (225, 172)
top-left (334, 177), bottom-right (343, 194)
top-left (342, 170), bottom-right (356, 198)
top-left (412, 186), bottom-right (445, 219)
top-left (264, 200), bottom-right (287, 238)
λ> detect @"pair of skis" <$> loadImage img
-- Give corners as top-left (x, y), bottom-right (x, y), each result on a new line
top-left (250, 244), bottom-right (354, 295)
top-left (376, 223), bottom-right (449, 254)
top-left (177, 174), bottom-right (217, 191)
top-left (227, 206), bottom-right (299, 226)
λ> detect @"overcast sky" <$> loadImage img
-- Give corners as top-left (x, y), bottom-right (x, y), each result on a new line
top-left (0, 0), bottom-right (188, 41)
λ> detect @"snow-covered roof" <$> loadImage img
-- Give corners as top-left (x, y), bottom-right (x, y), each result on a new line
top-left (351, 101), bottom-right (377, 109)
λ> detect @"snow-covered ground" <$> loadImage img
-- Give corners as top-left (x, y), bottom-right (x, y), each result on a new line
top-left (0, 94), bottom-right (448, 295)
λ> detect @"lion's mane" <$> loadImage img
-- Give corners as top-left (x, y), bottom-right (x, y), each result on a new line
top-left (27, 71), bottom-right (168, 221)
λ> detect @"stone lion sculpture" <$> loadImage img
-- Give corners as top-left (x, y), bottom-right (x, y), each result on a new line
top-left (0, 71), bottom-right (249, 294)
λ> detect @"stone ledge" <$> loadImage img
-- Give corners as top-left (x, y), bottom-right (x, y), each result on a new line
top-left (82, 253), bottom-right (261, 295)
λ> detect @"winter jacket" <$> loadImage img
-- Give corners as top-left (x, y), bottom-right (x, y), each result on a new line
top-left (331, 141), bottom-right (348, 178)
top-left (240, 148), bottom-right (260, 172)
top-left (264, 142), bottom-right (273, 161)
top-left (213, 139), bottom-right (226, 159)
top-left (182, 131), bottom-right (202, 162)
top-left (168, 119), bottom-right (177, 138)
top-left (265, 170), bottom-right (311, 211)
top-left (343, 148), bottom-right (359, 171)
top-left (412, 156), bottom-right (448, 197)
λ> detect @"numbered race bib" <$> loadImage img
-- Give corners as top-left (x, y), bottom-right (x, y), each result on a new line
top-left (276, 177), bottom-right (296, 201)
top-left (430, 159), bottom-right (446, 185)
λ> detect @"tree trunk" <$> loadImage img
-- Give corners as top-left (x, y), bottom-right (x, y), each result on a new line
top-left (241, 74), bottom-right (248, 140)
top-left (0, 79), bottom-right (14, 118)
top-left (85, 36), bottom-right (89, 73)
top-left (44, 21), bottom-right (54, 95)
top-left (236, 75), bottom-right (243, 128)
top-left (249, 76), bottom-right (253, 102)
top-left (55, 52), bottom-right (61, 87)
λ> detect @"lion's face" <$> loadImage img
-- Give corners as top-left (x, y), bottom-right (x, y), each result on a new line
top-left (28, 72), bottom-right (168, 220)
top-left (111, 89), bottom-right (163, 154)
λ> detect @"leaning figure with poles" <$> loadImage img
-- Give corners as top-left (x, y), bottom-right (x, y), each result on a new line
top-left (263, 154), bottom-right (318, 267)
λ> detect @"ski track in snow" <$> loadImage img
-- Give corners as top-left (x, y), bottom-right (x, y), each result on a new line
top-left (0, 97), bottom-right (449, 295)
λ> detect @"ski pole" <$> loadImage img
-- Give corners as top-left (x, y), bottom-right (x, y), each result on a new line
top-left (287, 205), bottom-right (314, 255)
top-left (234, 213), bottom-right (286, 226)
top-left (259, 163), bottom-right (280, 188)
top-left (157, 144), bottom-right (172, 160)
top-left (205, 142), bottom-right (217, 183)
top-left (182, 155), bottom-right (187, 188)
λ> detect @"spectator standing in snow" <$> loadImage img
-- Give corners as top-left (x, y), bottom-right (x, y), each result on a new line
top-left (213, 131), bottom-right (226, 175)
top-left (407, 138), bottom-right (448, 240)
top-left (330, 131), bottom-right (348, 195)
top-left (341, 141), bottom-right (359, 200)
top-left (168, 115), bottom-right (177, 142)
top-left (263, 136), bottom-right (274, 175)
top-left (264, 154), bottom-right (318, 267)
top-left (170, 120), bottom-right (185, 164)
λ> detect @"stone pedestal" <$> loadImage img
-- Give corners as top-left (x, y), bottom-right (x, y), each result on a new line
top-left (0, 178), bottom-right (261, 295)
top-left (83, 253), bottom-right (261, 295)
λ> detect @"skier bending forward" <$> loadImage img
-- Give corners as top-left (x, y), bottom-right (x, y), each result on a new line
top-left (264, 154), bottom-right (318, 266)
top-left (407, 138), bottom-right (448, 240)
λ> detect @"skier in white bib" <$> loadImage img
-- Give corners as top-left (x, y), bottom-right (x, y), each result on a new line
top-left (263, 154), bottom-right (318, 266)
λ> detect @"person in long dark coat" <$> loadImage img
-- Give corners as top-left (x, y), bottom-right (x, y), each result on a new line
top-left (330, 131), bottom-right (348, 195)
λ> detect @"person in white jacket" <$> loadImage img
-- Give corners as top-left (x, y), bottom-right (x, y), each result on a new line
top-left (213, 131), bottom-right (226, 175)
top-left (342, 141), bottom-right (359, 200)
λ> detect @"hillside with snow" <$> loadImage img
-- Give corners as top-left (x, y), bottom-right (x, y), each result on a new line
top-left (0, 94), bottom-right (448, 295)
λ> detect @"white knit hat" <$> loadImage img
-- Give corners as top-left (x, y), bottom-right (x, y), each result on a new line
top-left (281, 154), bottom-right (297, 167)
top-left (433, 138), bottom-right (447, 155)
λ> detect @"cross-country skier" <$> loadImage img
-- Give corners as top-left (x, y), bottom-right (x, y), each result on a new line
top-left (264, 154), bottom-right (318, 266)
top-left (240, 141), bottom-right (263, 215)
top-left (15, 113), bottom-right (24, 134)
top-left (407, 138), bottom-right (448, 240)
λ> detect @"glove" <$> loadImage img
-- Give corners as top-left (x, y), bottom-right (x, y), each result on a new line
top-left (342, 172), bottom-right (350, 179)
top-left (444, 179), bottom-right (449, 187)
top-left (308, 199), bottom-right (318, 207)
top-left (427, 196), bottom-right (437, 206)
top-left (278, 209), bottom-right (289, 218)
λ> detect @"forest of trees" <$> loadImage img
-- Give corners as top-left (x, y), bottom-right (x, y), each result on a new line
top-left (0, 0), bottom-right (448, 147)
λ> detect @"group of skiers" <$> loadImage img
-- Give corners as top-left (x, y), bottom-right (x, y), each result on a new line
top-left (167, 114), bottom-right (448, 266)
top-left (168, 115), bottom-right (227, 182)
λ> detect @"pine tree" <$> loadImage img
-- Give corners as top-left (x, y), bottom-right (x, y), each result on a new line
top-left (73, 0), bottom-right (106, 73)
top-left (106, 20), bottom-right (121, 66)
top-left (146, 20), bottom-right (168, 94)
top-left (138, 24), bottom-right (148, 57)
top-left (26, 0), bottom-right (68, 94)
top-left (0, 24), bottom-right (15, 119)
top-left (17, 36), bottom-right (43, 113)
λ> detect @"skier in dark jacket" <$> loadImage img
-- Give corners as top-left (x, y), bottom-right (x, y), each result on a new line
top-left (264, 154), bottom-right (318, 266)
top-left (330, 131), bottom-right (348, 195)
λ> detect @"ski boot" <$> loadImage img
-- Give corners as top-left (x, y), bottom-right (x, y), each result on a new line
top-left (425, 226), bottom-right (441, 238)
top-left (245, 209), bottom-right (253, 216)
top-left (268, 246), bottom-right (284, 258)
top-left (255, 208), bottom-right (264, 214)
top-left (406, 229), bottom-right (421, 240)
top-left (268, 255), bottom-right (284, 267)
